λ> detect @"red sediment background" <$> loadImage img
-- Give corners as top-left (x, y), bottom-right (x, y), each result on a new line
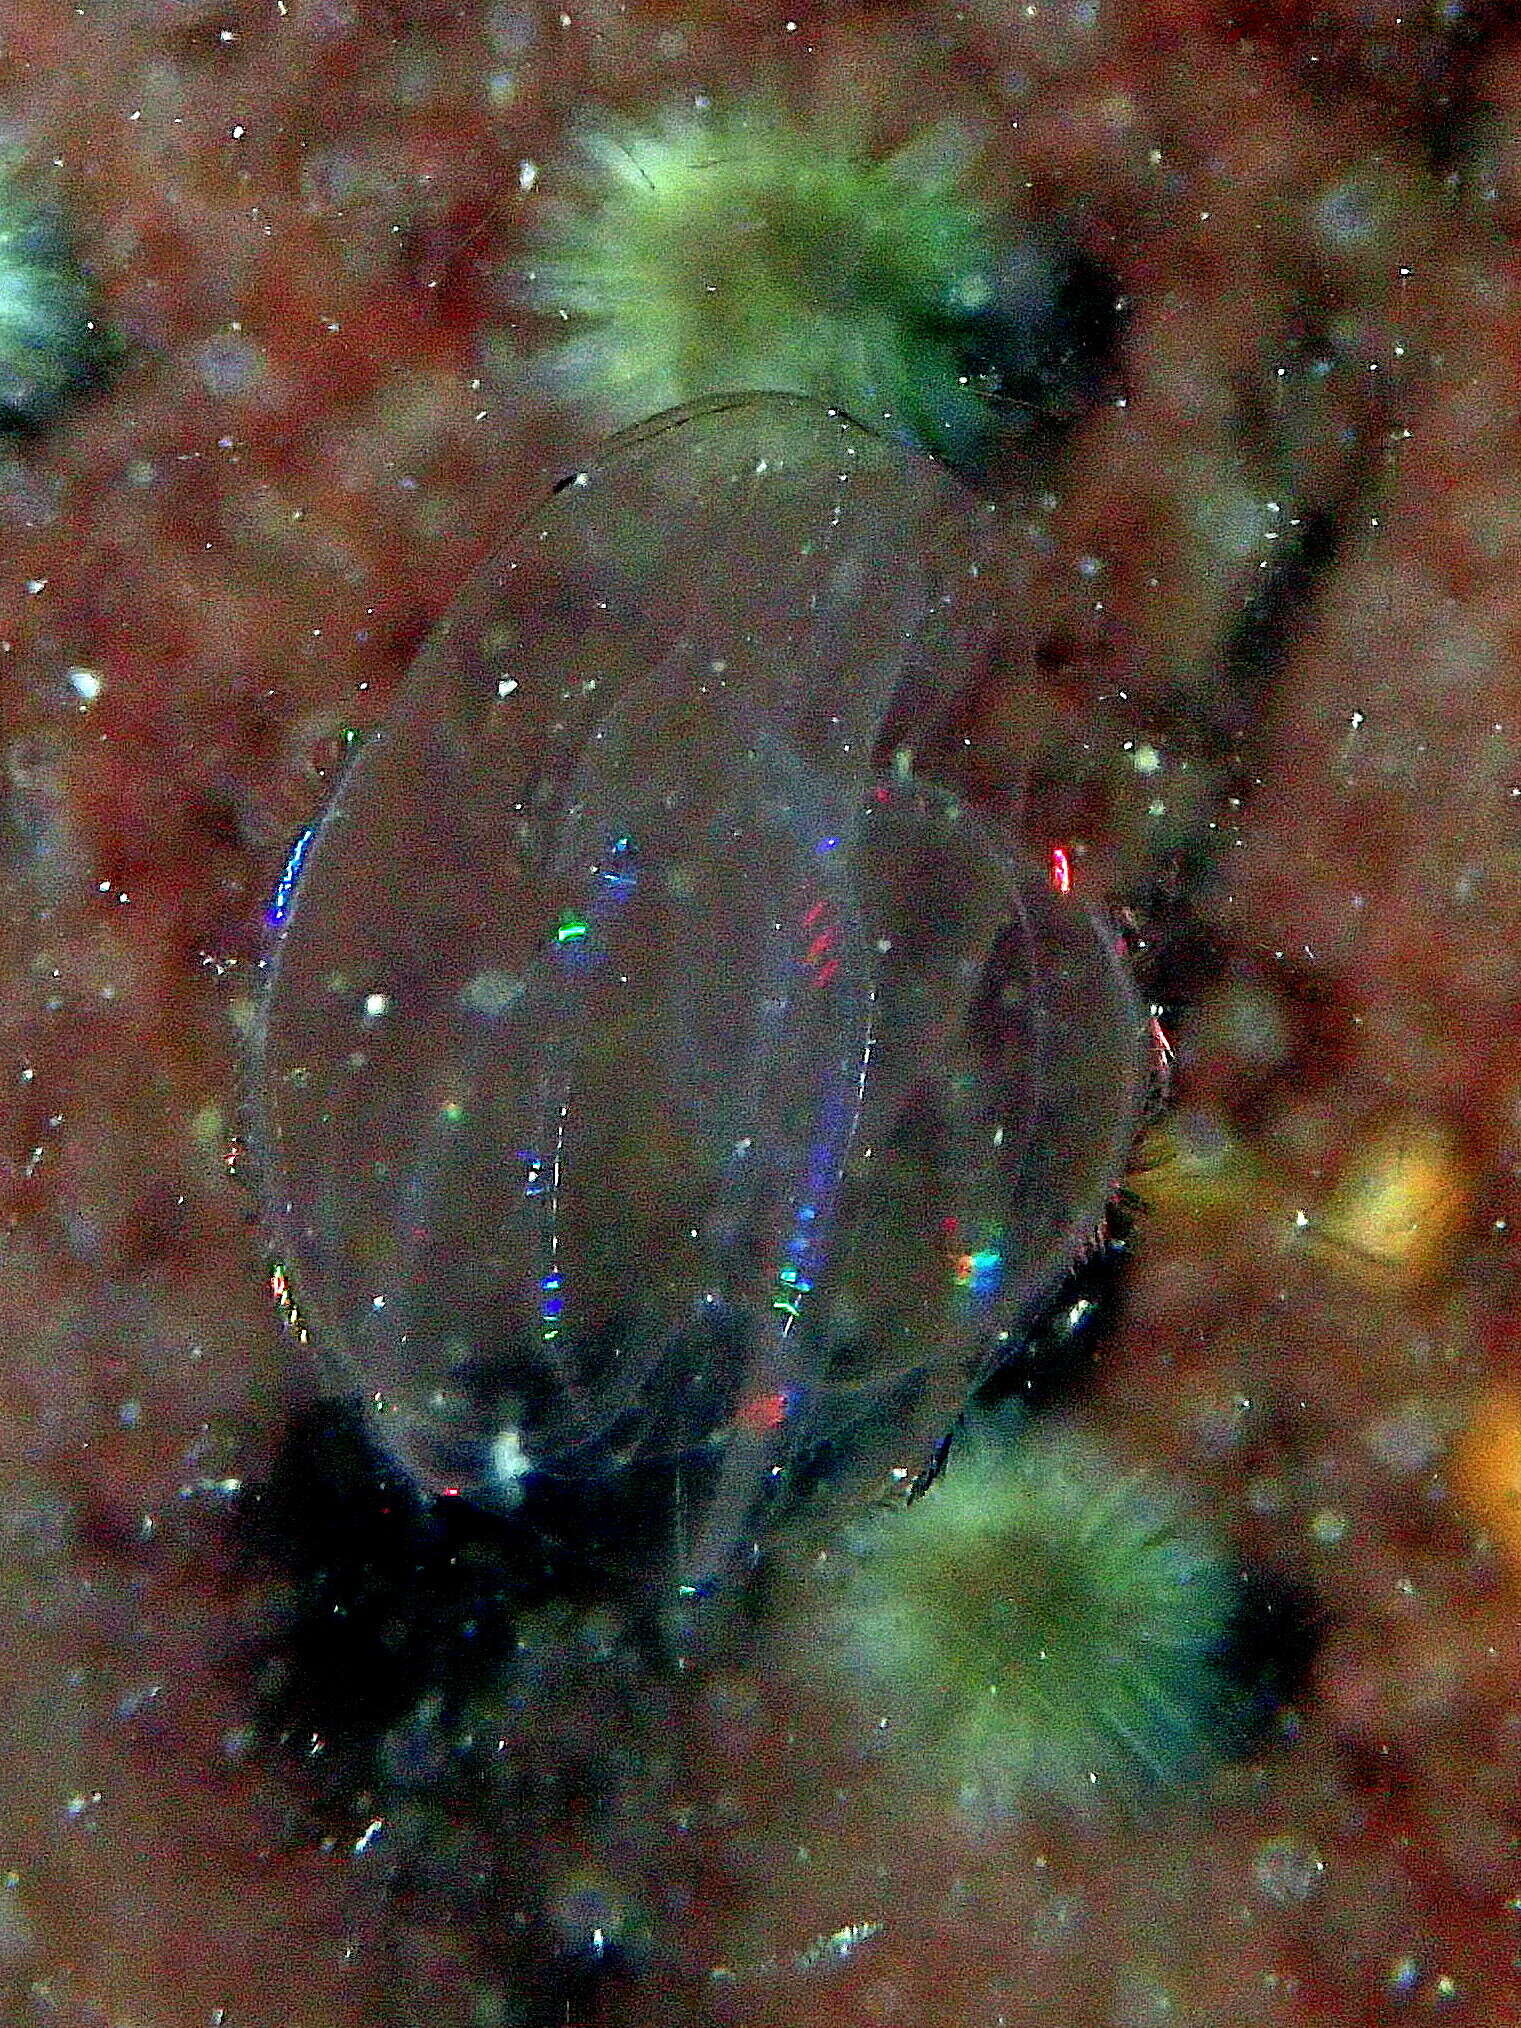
top-left (3, 0), bottom-right (1521, 2022)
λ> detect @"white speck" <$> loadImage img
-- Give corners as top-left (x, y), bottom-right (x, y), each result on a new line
top-left (518, 160), bottom-right (538, 192)
top-left (362, 991), bottom-right (390, 1021)
top-left (67, 666), bottom-right (103, 702)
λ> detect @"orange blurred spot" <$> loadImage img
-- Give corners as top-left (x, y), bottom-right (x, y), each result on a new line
top-left (1309, 1118), bottom-right (1470, 1292)
top-left (1452, 1389), bottom-right (1521, 1575)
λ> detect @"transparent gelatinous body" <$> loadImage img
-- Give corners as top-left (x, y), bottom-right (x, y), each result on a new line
top-left (251, 394), bottom-right (1148, 1594)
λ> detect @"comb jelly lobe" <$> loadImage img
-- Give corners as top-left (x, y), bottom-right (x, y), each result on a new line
top-left (250, 393), bottom-right (1150, 1601)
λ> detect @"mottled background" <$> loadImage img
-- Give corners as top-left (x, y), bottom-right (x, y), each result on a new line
top-left (3, 0), bottom-right (1521, 2023)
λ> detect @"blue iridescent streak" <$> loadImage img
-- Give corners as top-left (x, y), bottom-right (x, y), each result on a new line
top-left (266, 827), bottom-right (315, 933)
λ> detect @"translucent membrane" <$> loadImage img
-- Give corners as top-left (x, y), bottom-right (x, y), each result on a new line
top-left (251, 394), bottom-right (1148, 1595)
